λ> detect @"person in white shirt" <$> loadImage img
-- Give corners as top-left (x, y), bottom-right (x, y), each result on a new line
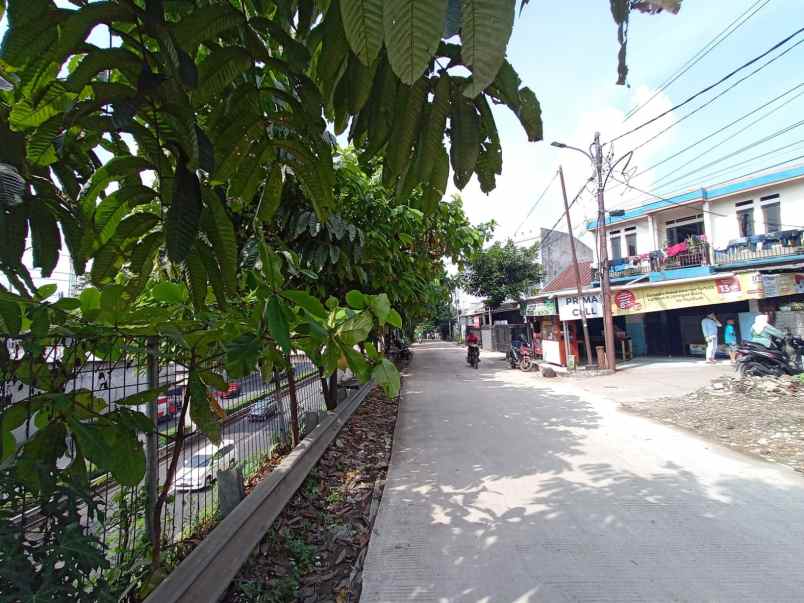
top-left (700, 313), bottom-right (722, 363)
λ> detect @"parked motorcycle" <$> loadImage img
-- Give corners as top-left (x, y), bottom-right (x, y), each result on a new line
top-left (735, 333), bottom-right (804, 377)
top-left (467, 344), bottom-right (480, 369)
top-left (507, 341), bottom-right (533, 372)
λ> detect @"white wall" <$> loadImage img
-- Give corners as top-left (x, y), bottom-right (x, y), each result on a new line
top-left (707, 178), bottom-right (804, 250)
top-left (605, 217), bottom-right (652, 258)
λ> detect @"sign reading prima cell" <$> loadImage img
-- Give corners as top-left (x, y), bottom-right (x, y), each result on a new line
top-left (558, 294), bottom-right (602, 320)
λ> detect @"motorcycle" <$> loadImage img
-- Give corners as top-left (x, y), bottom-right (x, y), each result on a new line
top-left (507, 341), bottom-right (533, 372)
top-left (467, 344), bottom-right (480, 369)
top-left (735, 333), bottom-right (804, 377)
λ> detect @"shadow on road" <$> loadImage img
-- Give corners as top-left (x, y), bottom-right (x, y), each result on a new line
top-left (362, 341), bottom-right (804, 602)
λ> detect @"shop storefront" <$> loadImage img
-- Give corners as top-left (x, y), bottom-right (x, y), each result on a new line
top-left (523, 299), bottom-right (557, 359)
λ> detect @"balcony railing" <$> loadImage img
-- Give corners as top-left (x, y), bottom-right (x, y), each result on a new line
top-left (593, 237), bottom-right (711, 281)
top-left (713, 230), bottom-right (804, 266)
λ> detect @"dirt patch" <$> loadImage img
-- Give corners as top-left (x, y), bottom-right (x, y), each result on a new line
top-left (622, 374), bottom-right (804, 472)
top-left (222, 386), bottom-right (400, 602)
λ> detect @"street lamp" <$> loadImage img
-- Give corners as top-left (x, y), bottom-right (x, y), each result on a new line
top-left (552, 133), bottom-right (617, 371)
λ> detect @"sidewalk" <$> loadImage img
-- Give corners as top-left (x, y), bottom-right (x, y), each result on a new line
top-left (361, 341), bottom-right (804, 602)
top-left (550, 356), bottom-right (734, 403)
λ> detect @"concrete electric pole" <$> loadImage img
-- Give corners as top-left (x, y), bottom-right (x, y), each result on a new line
top-left (593, 132), bottom-right (617, 371)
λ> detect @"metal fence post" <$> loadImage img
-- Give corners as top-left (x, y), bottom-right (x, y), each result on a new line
top-left (144, 336), bottom-right (159, 551)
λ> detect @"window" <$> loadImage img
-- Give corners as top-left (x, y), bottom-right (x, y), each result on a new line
top-left (625, 228), bottom-right (637, 256)
top-left (737, 208), bottom-right (754, 237)
top-left (666, 221), bottom-right (703, 245)
top-left (610, 236), bottom-right (623, 260)
top-left (763, 202), bottom-right (781, 233)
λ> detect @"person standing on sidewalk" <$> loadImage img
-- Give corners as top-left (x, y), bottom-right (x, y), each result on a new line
top-left (701, 313), bottom-right (722, 363)
top-left (724, 319), bottom-right (738, 364)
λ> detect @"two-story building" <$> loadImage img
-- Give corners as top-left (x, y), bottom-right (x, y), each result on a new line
top-left (524, 164), bottom-right (804, 365)
top-left (563, 164), bottom-right (804, 360)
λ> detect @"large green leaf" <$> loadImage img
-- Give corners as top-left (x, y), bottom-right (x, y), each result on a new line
top-left (173, 3), bottom-right (243, 49)
top-left (201, 189), bottom-right (237, 294)
top-left (25, 115), bottom-right (62, 166)
top-left (317, 4), bottom-right (350, 108)
top-left (367, 293), bottom-right (391, 323)
top-left (189, 371), bottom-right (221, 443)
top-left (449, 86), bottom-right (480, 189)
top-left (166, 159), bottom-right (202, 263)
top-left (516, 86), bottom-right (543, 142)
top-left (29, 201), bottom-right (60, 277)
top-left (340, 0), bottom-right (384, 66)
top-left (68, 418), bottom-right (145, 487)
top-left (257, 164), bottom-right (283, 223)
top-left (185, 251), bottom-right (208, 312)
top-left (0, 300), bottom-right (22, 335)
top-left (78, 156), bottom-right (153, 218)
top-left (49, 2), bottom-right (132, 66)
top-left (192, 47), bottom-right (253, 107)
top-left (346, 52), bottom-right (377, 114)
top-left (266, 295), bottom-right (292, 354)
top-left (460, 0), bottom-right (515, 98)
top-left (337, 311), bottom-right (373, 346)
top-left (283, 290), bottom-right (327, 319)
top-left (113, 385), bottom-right (168, 407)
top-left (225, 333), bottom-right (261, 377)
top-left (65, 47), bottom-right (142, 93)
top-left (487, 61), bottom-right (542, 142)
top-left (418, 74), bottom-right (450, 183)
top-left (383, 0), bottom-right (448, 85)
top-left (372, 357), bottom-right (401, 397)
top-left (383, 76), bottom-right (428, 186)
top-left (198, 242), bottom-right (228, 309)
top-left (423, 142), bottom-right (449, 212)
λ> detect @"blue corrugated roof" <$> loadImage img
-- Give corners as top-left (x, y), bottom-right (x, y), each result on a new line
top-left (586, 164), bottom-right (804, 230)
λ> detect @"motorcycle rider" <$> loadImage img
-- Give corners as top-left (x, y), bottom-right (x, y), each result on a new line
top-left (751, 314), bottom-right (785, 348)
top-left (466, 330), bottom-right (480, 363)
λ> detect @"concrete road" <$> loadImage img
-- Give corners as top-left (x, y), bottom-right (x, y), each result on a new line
top-left (361, 342), bottom-right (804, 602)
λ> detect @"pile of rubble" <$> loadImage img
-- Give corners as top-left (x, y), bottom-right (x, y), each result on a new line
top-left (700, 373), bottom-right (804, 398)
top-left (622, 373), bottom-right (804, 473)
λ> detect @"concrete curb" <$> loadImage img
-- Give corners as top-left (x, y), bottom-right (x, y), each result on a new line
top-left (144, 381), bottom-right (375, 603)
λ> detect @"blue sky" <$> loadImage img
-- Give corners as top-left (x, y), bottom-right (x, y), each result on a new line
top-left (2, 1), bottom-right (803, 293)
top-left (461, 0), bottom-right (804, 246)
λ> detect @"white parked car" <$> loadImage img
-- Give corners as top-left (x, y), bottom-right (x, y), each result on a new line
top-left (171, 439), bottom-right (237, 492)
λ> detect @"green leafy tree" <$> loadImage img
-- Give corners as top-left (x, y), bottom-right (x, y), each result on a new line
top-left (461, 240), bottom-right (541, 309)
top-left (0, 0), bottom-right (679, 594)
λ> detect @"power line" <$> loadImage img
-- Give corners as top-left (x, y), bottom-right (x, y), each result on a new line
top-left (610, 26), bottom-right (804, 144)
top-left (512, 170), bottom-right (559, 238)
top-left (514, 178), bottom-right (594, 246)
top-left (651, 140), bottom-right (804, 201)
top-left (652, 119), bottom-right (804, 191)
top-left (610, 172), bottom-right (804, 231)
top-left (623, 0), bottom-right (772, 122)
top-left (616, 82), bottom-right (804, 189)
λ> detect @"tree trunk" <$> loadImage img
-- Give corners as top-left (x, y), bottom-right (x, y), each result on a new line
top-left (318, 366), bottom-right (338, 410)
top-left (327, 371), bottom-right (337, 410)
top-left (286, 363), bottom-right (300, 446)
top-left (150, 374), bottom-right (192, 573)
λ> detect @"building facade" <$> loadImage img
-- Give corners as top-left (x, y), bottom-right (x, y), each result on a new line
top-left (580, 165), bottom-right (804, 360)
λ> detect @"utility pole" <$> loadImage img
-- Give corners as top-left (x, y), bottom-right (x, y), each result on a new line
top-left (558, 166), bottom-right (593, 368)
top-left (593, 132), bottom-right (617, 371)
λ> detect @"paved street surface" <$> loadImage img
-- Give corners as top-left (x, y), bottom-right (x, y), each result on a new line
top-left (362, 342), bottom-right (804, 602)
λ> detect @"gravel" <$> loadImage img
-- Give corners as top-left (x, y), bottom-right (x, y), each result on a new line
top-left (622, 373), bottom-right (804, 473)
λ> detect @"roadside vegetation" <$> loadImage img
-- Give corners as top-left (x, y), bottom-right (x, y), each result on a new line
top-left (0, 0), bottom-right (677, 599)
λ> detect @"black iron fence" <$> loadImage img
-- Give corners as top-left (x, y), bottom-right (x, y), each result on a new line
top-left (0, 334), bottom-right (326, 594)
